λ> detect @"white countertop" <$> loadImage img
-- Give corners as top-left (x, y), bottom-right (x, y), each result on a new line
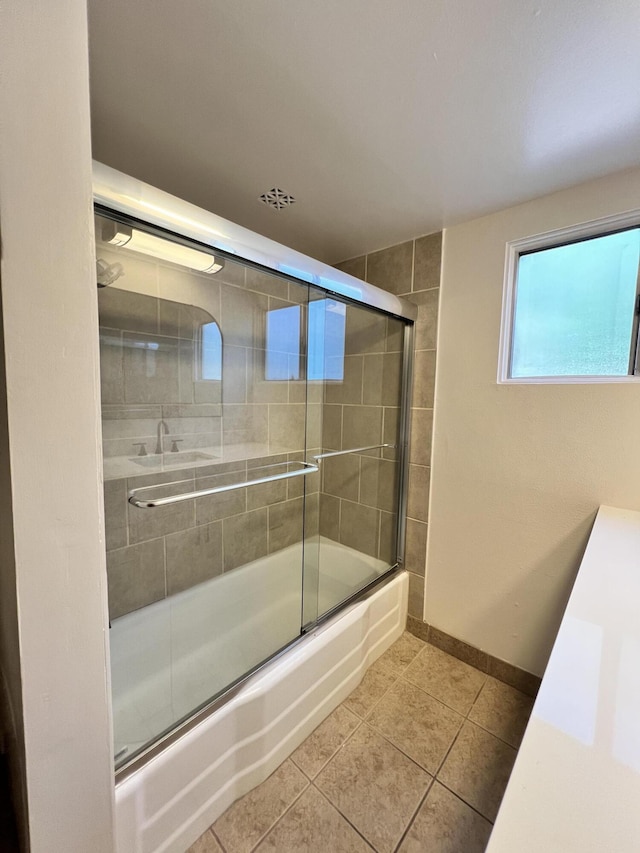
top-left (487, 505), bottom-right (640, 852)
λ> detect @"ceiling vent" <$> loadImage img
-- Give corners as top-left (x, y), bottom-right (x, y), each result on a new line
top-left (259, 188), bottom-right (296, 210)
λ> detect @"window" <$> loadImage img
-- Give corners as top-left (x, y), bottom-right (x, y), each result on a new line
top-left (307, 299), bottom-right (346, 381)
top-left (265, 305), bottom-right (301, 380)
top-left (505, 225), bottom-right (640, 380)
top-left (200, 321), bottom-right (222, 380)
top-left (265, 299), bottom-right (346, 381)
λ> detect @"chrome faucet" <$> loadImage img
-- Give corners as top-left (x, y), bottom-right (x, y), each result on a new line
top-left (155, 419), bottom-right (170, 454)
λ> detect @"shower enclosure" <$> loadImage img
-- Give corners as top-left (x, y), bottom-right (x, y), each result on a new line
top-left (95, 177), bottom-right (415, 776)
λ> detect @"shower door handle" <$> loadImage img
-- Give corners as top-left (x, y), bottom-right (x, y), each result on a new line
top-left (312, 443), bottom-right (395, 461)
top-left (128, 461), bottom-right (319, 508)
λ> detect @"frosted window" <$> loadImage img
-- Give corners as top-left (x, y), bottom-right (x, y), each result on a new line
top-left (307, 299), bottom-right (346, 381)
top-left (511, 229), bottom-right (640, 378)
top-left (265, 305), bottom-right (301, 380)
top-left (265, 299), bottom-right (346, 381)
top-left (201, 321), bottom-right (222, 380)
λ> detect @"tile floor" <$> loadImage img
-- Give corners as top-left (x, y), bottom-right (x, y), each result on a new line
top-left (187, 631), bottom-right (534, 853)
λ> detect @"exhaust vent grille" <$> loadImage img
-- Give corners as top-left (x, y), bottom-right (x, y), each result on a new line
top-left (259, 188), bottom-right (296, 210)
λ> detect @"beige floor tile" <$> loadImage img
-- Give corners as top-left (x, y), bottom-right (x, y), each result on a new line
top-left (376, 631), bottom-right (425, 674)
top-left (186, 829), bottom-right (224, 853)
top-left (291, 704), bottom-right (360, 778)
top-left (315, 723), bottom-right (431, 853)
top-left (343, 658), bottom-right (398, 718)
top-left (469, 676), bottom-right (534, 748)
top-left (367, 679), bottom-right (463, 774)
top-left (255, 786), bottom-right (372, 852)
top-left (213, 759), bottom-right (308, 853)
top-left (398, 782), bottom-right (492, 853)
top-left (404, 643), bottom-right (487, 714)
top-left (438, 721), bottom-right (517, 822)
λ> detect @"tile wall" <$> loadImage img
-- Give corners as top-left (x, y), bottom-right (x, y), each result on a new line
top-left (99, 238), bottom-right (405, 622)
top-left (335, 232), bottom-right (442, 619)
top-left (99, 248), bottom-right (318, 620)
top-left (317, 305), bottom-right (405, 566)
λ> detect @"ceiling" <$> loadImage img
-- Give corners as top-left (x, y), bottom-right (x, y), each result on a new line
top-left (87, 0), bottom-right (640, 264)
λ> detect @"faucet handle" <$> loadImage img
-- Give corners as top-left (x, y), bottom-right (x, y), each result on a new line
top-left (133, 442), bottom-right (148, 457)
top-left (170, 439), bottom-right (183, 453)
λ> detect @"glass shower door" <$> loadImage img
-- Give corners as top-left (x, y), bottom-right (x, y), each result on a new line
top-left (96, 211), bottom-right (313, 767)
top-left (303, 293), bottom-right (405, 623)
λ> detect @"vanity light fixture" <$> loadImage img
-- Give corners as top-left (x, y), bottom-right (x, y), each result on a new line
top-left (102, 220), bottom-right (224, 274)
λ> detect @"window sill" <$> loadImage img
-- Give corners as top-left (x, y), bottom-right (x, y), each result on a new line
top-left (497, 375), bottom-right (640, 385)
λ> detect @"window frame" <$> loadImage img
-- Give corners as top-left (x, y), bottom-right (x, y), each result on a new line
top-left (498, 210), bottom-right (640, 384)
top-left (263, 298), bottom-right (347, 383)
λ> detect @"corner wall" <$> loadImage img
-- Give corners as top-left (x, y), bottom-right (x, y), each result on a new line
top-left (0, 1), bottom-right (115, 849)
top-left (336, 233), bottom-right (442, 615)
top-left (429, 166), bottom-right (640, 676)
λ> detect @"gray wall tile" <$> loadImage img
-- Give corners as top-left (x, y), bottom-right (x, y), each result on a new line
top-left (322, 455), bottom-right (360, 502)
top-left (360, 457), bottom-right (398, 514)
top-left (324, 355), bottom-right (363, 404)
top-left (407, 464), bottom-right (430, 522)
top-left (245, 267), bottom-right (291, 300)
top-left (405, 519), bottom-right (428, 577)
top-left (409, 288), bottom-right (439, 350)
top-left (223, 508), bottom-right (268, 571)
top-left (222, 345), bottom-right (247, 404)
top-left (413, 233), bottom-right (442, 291)
top-left (366, 241), bottom-right (413, 295)
top-left (385, 316), bottom-right (405, 353)
top-left (408, 571), bottom-right (425, 619)
top-left (269, 404), bottom-right (306, 453)
top-left (99, 329), bottom-right (124, 404)
top-left (342, 406), bottom-right (383, 451)
top-left (127, 473), bottom-right (195, 544)
top-left (322, 405), bottom-right (343, 451)
top-left (304, 491), bottom-right (319, 540)
top-left (222, 403), bottom-right (268, 447)
top-left (362, 352), bottom-right (403, 407)
top-left (98, 288), bottom-right (159, 336)
top-left (340, 500), bottom-right (380, 559)
top-left (247, 477), bottom-right (288, 510)
top-left (269, 498), bottom-right (304, 553)
top-left (319, 493), bottom-right (340, 541)
top-left (334, 256), bottom-right (366, 279)
top-left (123, 332), bottom-right (180, 404)
top-left (221, 286), bottom-right (268, 348)
top-left (379, 510), bottom-right (397, 565)
top-left (107, 538), bottom-right (165, 620)
top-left (344, 308), bottom-right (387, 355)
top-left (410, 409), bottom-right (433, 467)
top-left (413, 350), bottom-right (436, 409)
top-left (104, 479), bottom-right (127, 551)
top-left (165, 521), bottom-right (222, 595)
top-left (195, 467), bottom-right (247, 524)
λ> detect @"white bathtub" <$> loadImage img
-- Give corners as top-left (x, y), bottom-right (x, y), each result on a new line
top-left (112, 539), bottom-right (407, 853)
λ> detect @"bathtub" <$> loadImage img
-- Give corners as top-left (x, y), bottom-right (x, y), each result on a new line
top-left (112, 538), bottom-right (407, 853)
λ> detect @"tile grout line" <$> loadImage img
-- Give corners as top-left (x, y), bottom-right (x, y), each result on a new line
top-left (215, 636), bottom-right (513, 853)
top-left (245, 777), bottom-right (312, 853)
top-left (432, 775), bottom-right (496, 827)
top-left (210, 825), bottom-right (228, 853)
top-left (309, 782), bottom-right (377, 852)
top-left (391, 776), bottom-right (437, 853)
top-left (290, 713), bottom-right (365, 783)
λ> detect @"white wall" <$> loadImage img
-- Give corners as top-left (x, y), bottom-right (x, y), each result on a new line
top-left (428, 166), bottom-right (640, 676)
top-left (0, 1), bottom-right (115, 850)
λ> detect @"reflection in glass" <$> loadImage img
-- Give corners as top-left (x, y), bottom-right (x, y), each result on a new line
top-left (96, 212), bottom-right (410, 770)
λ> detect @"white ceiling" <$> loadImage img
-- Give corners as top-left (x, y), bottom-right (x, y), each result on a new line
top-left (88, 0), bottom-right (640, 264)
